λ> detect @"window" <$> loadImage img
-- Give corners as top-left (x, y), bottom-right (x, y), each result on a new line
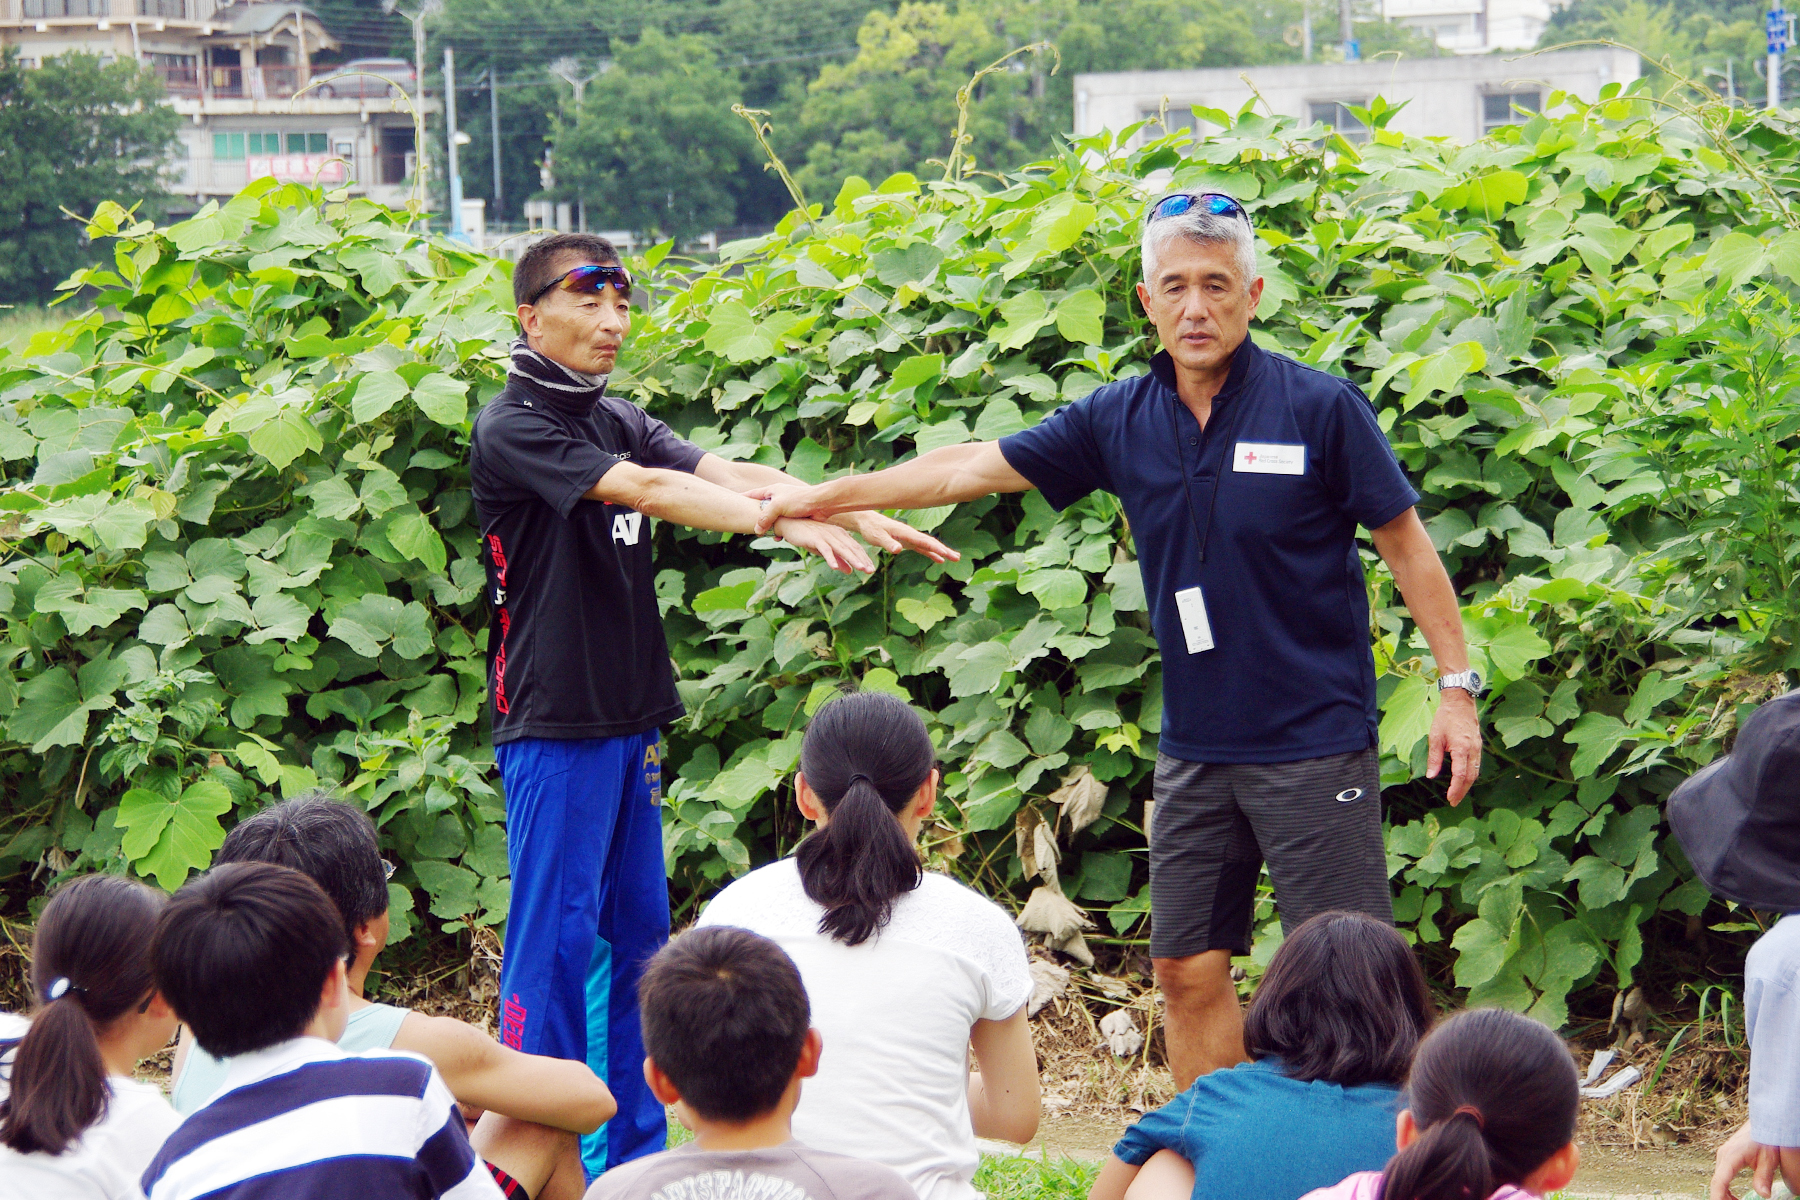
top-left (1482, 91), bottom-right (1541, 133)
top-left (1309, 101), bottom-right (1368, 144)
top-left (1137, 107), bottom-right (1197, 139)
top-left (213, 132), bottom-right (245, 160)
top-left (137, 0), bottom-right (186, 16)
top-left (286, 132), bottom-right (327, 153)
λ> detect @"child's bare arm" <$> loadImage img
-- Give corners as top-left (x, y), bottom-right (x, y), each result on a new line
top-left (392, 1011), bottom-right (616, 1134)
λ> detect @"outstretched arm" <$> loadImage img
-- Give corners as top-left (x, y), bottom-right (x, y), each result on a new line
top-left (751, 440), bottom-right (1034, 535)
top-left (1370, 507), bottom-right (1481, 804)
top-left (693, 454), bottom-right (956, 562)
top-left (393, 1012), bottom-right (616, 1134)
top-left (588, 461), bottom-right (874, 573)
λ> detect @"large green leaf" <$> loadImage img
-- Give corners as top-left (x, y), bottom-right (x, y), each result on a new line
top-left (117, 780), bottom-right (234, 891)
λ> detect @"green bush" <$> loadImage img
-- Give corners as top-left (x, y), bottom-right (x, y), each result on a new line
top-left (0, 82), bottom-right (1795, 1025)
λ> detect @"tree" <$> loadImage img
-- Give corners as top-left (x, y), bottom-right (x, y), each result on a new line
top-left (0, 50), bottom-right (179, 305)
top-left (550, 31), bottom-right (776, 238)
top-left (784, 2), bottom-right (1027, 201)
top-left (1539, 0), bottom-right (1763, 101)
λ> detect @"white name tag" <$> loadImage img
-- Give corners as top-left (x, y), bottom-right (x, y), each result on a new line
top-left (1174, 586), bottom-right (1214, 654)
top-left (1233, 442), bottom-right (1306, 475)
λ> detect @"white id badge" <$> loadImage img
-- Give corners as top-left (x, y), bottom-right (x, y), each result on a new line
top-left (1174, 586), bottom-right (1215, 654)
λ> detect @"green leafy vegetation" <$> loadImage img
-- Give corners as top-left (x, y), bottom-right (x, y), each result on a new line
top-left (1, 77), bottom-right (1796, 1028)
top-left (0, 49), bottom-right (180, 306)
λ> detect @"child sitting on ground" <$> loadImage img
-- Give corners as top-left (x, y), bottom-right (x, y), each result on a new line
top-left (0, 874), bottom-right (182, 1197)
top-left (1297, 1007), bottom-right (1580, 1200)
top-left (142, 861), bottom-right (503, 1200)
top-left (1089, 911), bottom-right (1435, 1200)
top-left (584, 925), bottom-right (916, 1200)
top-left (171, 792), bottom-right (613, 1200)
top-left (1665, 688), bottom-right (1800, 1200)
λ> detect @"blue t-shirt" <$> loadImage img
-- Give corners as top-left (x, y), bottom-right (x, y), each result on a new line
top-left (1112, 1057), bottom-right (1401, 1200)
top-left (999, 341), bottom-right (1419, 764)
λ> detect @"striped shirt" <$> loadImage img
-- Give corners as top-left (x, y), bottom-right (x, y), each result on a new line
top-left (141, 1037), bottom-right (504, 1200)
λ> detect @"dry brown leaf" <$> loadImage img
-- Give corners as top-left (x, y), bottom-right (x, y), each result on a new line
top-left (1049, 765), bottom-right (1107, 834)
top-left (1027, 957), bottom-right (1071, 1017)
top-left (1099, 1008), bottom-right (1144, 1058)
top-left (1017, 879), bottom-right (1096, 966)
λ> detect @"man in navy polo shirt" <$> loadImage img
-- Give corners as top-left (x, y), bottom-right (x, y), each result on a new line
top-left (751, 193), bottom-right (1482, 1088)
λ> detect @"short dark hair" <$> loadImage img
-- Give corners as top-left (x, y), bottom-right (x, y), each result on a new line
top-left (637, 926), bottom-right (810, 1123)
top-left (153, 862), bottom-right (347, 1058)
top-left (1243, 910), bottom-right (1433, 1086)
top-left (513, 232), bottom-right (620, 307)
top-left (216, 791), bottom-right (388, 957)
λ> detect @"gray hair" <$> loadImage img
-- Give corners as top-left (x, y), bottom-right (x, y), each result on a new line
top-left (1141, 208), bottom-right (1257, 292)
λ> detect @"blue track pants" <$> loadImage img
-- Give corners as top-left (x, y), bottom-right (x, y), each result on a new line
top-left (494, 733), bottom-right (668, 1179)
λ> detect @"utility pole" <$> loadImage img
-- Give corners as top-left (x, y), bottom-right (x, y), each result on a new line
top-left (383, 0), bottom-right (442, 192)
top-left (1770, 7), bottom-right (1790, 110)
top-left (548, 57), bottom-right (603, 234)
top-left (488, 66), bottom-right (503, 220)
top-left (444, 46), bottom-right (464, 239)
top-left (1302, 0), bottom-right (1313, 62)
top-left (1340, 0), bottom-right (1357, 61)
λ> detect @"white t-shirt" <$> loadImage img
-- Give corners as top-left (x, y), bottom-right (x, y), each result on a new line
top-left (698, 860), bottom-right (1033, 1200)
top-left (0, 1012), bottom-right (182, 1200)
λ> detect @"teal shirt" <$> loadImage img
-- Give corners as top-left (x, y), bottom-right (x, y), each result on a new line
top-left (1113, 1057), bottom-right (1401, 1200)
top-left (171, 1002), bottom-right (412, 1113)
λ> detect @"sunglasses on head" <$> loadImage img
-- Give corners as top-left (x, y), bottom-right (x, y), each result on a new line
top-left (1149, 191), bottom-right (1252, 228)
top-left (527, 263), bottom-right (633, 306)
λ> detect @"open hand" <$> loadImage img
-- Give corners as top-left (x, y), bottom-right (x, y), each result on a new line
top-left (772, 517), bottom-right (875, 574)
top-left (1427, 689), bottom-right (1481, 805)
top-left (831, 511), bottom-right (959, 564)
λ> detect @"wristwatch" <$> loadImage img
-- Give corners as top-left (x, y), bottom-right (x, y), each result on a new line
top-left (1437, 669), bottom-right (1485, 698)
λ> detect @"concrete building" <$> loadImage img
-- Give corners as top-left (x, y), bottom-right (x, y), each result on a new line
top-left (0, 0), bottom-right (425, 215)
top-left (1381, 0), bottom-right (1571, 55)
top-left (1073, 47), bottom-right (1639, 147)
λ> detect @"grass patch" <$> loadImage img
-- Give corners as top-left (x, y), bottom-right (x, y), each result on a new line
top-left (974, 1154), bottom-right (1100, 1200)
top-left (0, 306), bottom-right (67, 350)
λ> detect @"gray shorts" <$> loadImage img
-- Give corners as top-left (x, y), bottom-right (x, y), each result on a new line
top-left (1148, 748), bottom-right (1393, 959)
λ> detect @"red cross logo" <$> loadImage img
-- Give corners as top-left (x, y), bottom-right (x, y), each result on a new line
top-left (1243, 450), bottom-right (1258, 465)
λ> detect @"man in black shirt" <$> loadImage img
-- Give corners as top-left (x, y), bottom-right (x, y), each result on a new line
top-left (470, 233), bottom-right (950, 1179)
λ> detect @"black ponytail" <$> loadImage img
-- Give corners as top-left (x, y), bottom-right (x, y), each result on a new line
top-left (1380, 1008), bottom-right (1579, 1200)
top-left (0, 874), bottom-right (166, 1155)
top-left (794, 691), bottom-right (935, 946)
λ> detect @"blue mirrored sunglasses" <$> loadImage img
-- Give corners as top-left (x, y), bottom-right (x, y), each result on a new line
top-left (528, 263), bottom-right (633, 305)
top-left (1149, 192), bottom-right (1251, 227)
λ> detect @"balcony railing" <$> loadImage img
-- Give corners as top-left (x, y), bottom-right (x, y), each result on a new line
top-left (154, 63), bottom-right (200, 95)
top-left (22, 0), bottom-right (108, 16)
top-left (206, 65), bottom-right (301, 99)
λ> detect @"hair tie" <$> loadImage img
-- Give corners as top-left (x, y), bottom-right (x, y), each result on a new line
top-left (1451, 1105), bottom-right (1485, 1131)
top-left (846, 773), bottom-right (873, 789)
top-left (46, 977), bottom-right (81, 1002)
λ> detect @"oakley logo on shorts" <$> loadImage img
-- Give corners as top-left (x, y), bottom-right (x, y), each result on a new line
top-left (1335, 787), bottom-right (1365, 803)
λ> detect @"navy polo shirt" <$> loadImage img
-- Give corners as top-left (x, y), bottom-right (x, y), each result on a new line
top-left (999, 339), bottom-right (1419, 764)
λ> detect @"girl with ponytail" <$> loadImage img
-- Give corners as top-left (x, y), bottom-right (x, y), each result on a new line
top-left (0, 873), bottom-right (182, 1196)
top-left (698, 691), bottom-right (1041, 1200)
top-left (1299, 1008), bottom-right (1581, 1200)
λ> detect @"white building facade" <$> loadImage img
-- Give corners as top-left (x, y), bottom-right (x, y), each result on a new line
top-left (1074, 47), bottom-right (1640, 147)
top-left (0, 0), bottom-right (424, 216)
top-left (1380, 0), bottom-right (1571, 55)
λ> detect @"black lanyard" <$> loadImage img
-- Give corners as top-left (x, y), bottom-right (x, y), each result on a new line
top-left (1168, 389), bottom-right (1245, 567)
